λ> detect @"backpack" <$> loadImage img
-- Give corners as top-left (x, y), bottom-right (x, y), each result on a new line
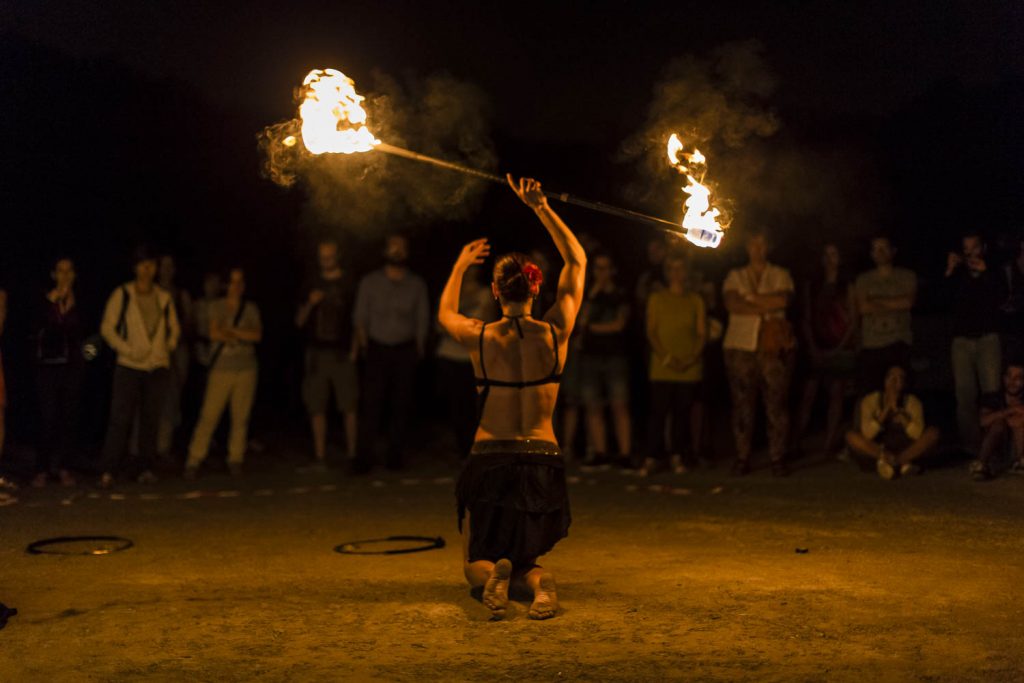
top-left (82, 286), bottom-right (130, 362)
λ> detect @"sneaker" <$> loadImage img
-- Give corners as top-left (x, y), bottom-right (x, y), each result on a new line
top-left (669, 454), bottom-right (688, 475)
top-left (1009, 459), bottom-right (1024, 476)
top-left (730, 459), bottom-right (751, 477)
top-left (58, 470), bottom-right (76, 487)
top-left (31, 472), bottom-right (49, 488)
top-left (876, 459), bottom-right (896, 480)
top-left (900, 463), bottom-right (921, 477)
top-left (97, 473), bottom-right (115, 490)
top-left (0, 476), bottom-right (18, 491)
top-left (183, 466), bottom-right (198, 481)
top-left (137, 470), bottom-right (158, 484)
top-left (228, 463), bottom-right (243, 477)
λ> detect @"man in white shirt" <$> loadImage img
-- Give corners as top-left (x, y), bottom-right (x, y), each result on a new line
top-left (97, 247), bottom-right (181, 487)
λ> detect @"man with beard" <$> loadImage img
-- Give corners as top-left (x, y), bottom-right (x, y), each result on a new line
top-left (971, 362), bottom-right (1024, 480)
top-left (945, 233), bottom-right (1005, 452)
top-left (296, 239), bottom-right (358, 466)
top-left (353, 234), bottom-right (429, 472)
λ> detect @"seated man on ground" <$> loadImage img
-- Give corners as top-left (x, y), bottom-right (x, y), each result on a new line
top-left (845, 364), bottom-right (940, 479)
top-left (970, 362), bottom-right (1024, 480)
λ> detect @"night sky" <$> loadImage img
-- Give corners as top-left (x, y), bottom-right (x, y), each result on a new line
top-left (6, 1), bottom-right (1022, 139)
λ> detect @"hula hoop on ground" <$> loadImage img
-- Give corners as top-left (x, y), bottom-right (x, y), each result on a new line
top-left (334, 535), bottom-right (446, 555)
top-left (26, 536), bottom-right (134, 556)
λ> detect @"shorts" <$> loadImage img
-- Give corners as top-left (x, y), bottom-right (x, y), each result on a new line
top-left (457, 440), bottom-right (571, 565)
top-left (302, 347), bottom-right (358, 414)
top-left (580, 354), bottom-right (630, 407)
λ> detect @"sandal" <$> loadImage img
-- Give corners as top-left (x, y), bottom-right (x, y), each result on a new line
top-left (969, 460), bottom-right (991, 481)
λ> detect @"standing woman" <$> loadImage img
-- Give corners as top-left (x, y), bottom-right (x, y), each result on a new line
top-left (722, 230), bottom-right (796, 476)
top-left (644, 252), bottom-right (706, 475)
top-left (184, 267), bottom-right (262, 478)
top-left (31, 257), bottom-right (85, 487)
top-left (793, 243), bottom-right (857, 456)
top-left (438, 175), bottom-right (586, 621)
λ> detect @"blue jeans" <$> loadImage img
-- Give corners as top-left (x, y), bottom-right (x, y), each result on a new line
top-left (952, 333), bottom-right (1002, 450)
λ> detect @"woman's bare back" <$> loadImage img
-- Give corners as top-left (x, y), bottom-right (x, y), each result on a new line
top-left (471, 317), bottom-right (566, 442)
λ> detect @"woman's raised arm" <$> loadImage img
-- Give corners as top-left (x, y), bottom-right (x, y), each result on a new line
top-left (507, 175), bottom-right (586, 338)
top-left (438, 238), bottom-right (491, 346)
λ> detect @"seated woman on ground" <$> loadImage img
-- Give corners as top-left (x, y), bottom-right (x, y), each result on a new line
top-left (438, 175), bottom-right (586, 620)
top-left (970, 361), bottom-right (1024, 481)
top-left (845, 364), bottom-right (939, 479)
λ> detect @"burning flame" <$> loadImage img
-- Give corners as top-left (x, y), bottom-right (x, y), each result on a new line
top-left (667, 133), bottom-right (724, 248)
top-left (297, 68), bottom-right (379, 155)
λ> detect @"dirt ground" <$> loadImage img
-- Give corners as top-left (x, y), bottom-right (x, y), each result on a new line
top-left (2, 447), bottom-right (1023, 682)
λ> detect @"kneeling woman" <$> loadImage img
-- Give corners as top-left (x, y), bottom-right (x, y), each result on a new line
top-left (438, 175), bottom-right (586, 620)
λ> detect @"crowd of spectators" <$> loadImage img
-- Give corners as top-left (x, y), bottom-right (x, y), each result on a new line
top-left (1, 227), bottom-right (1023, 490)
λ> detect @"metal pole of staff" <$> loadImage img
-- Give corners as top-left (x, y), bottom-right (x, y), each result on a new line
top-left (375, 143), bottom-right (683, 234)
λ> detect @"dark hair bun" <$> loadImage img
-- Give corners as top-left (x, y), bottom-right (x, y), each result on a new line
top-left (493, 252), bottom-right (542, 303)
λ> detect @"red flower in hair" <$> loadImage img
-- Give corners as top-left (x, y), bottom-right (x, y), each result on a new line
top-left (522, 262), bottom-right (544, 295)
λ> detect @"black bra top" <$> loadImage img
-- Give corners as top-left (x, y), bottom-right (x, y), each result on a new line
top-left (475, 316), bottom-right (562, 392)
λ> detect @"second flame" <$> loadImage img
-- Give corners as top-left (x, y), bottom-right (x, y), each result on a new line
top-left (667, 133), bottom-right (724, 248)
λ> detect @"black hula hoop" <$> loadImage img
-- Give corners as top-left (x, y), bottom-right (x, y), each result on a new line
top-left (26, 536), bottom-right (134, 556)
top-left (334, 535), bottom-right (446, 555)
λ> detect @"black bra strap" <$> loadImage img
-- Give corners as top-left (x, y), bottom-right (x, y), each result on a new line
top-left (478, 322), bottom-right (488, 381)
top-left (547, 321), bottom-right (560, 376)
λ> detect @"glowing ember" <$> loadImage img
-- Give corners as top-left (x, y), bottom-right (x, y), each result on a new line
top-left (666, 133), bottom-right (724, 248)
top-left (298, 69), bottom-right (380, 155)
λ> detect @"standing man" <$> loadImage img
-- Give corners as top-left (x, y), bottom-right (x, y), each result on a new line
top-left (579, 252), bottom-right (632, 464)
top-left (98, 247), bottom-right (181, 487)
top-left (353, 234), bottom-right (429, 473)
top-left (296, 239), bottom-right (358, 466)
top-left (945, 232), bottom-right (1005, 452)
top-left (855, 235), bottom-right (917, 392)
top-left (156, 253), bottom-right (192, 462)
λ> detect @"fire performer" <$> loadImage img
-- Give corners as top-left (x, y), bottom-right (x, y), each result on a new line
top-left (438, 175), bottom-right (586, 620)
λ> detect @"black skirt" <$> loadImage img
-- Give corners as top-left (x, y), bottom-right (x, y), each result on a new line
top-left (456, 440), bottom-right (571, 565)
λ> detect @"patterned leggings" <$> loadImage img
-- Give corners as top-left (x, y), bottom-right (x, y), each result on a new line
top-left (724, 349), bottom-right (794, 462)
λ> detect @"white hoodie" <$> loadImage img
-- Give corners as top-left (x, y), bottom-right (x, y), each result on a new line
top-left (100, 282), bottom-right (181, 371)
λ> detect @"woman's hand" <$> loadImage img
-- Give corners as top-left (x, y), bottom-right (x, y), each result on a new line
top-left (507, 174), bottom-right (549, 211)
top-left (456, 238), bottom-right (491, 271)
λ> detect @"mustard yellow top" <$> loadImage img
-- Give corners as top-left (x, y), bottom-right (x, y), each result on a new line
top-left (647, 289), bottom-right (705, 382)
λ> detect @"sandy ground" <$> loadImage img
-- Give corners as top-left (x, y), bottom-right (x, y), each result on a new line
top-left (2, 450), bottom-right (1023, 682)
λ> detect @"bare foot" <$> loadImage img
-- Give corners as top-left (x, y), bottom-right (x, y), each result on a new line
top-left (528, 572), bottom-right (558, 620)
top-left (482, 559), bottom-right (511, 619)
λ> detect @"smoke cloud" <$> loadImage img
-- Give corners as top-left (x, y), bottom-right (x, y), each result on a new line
top-left (260, 71), bottom-right (497, 237)
top-left (621, 40), bottom-right (882, 247)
